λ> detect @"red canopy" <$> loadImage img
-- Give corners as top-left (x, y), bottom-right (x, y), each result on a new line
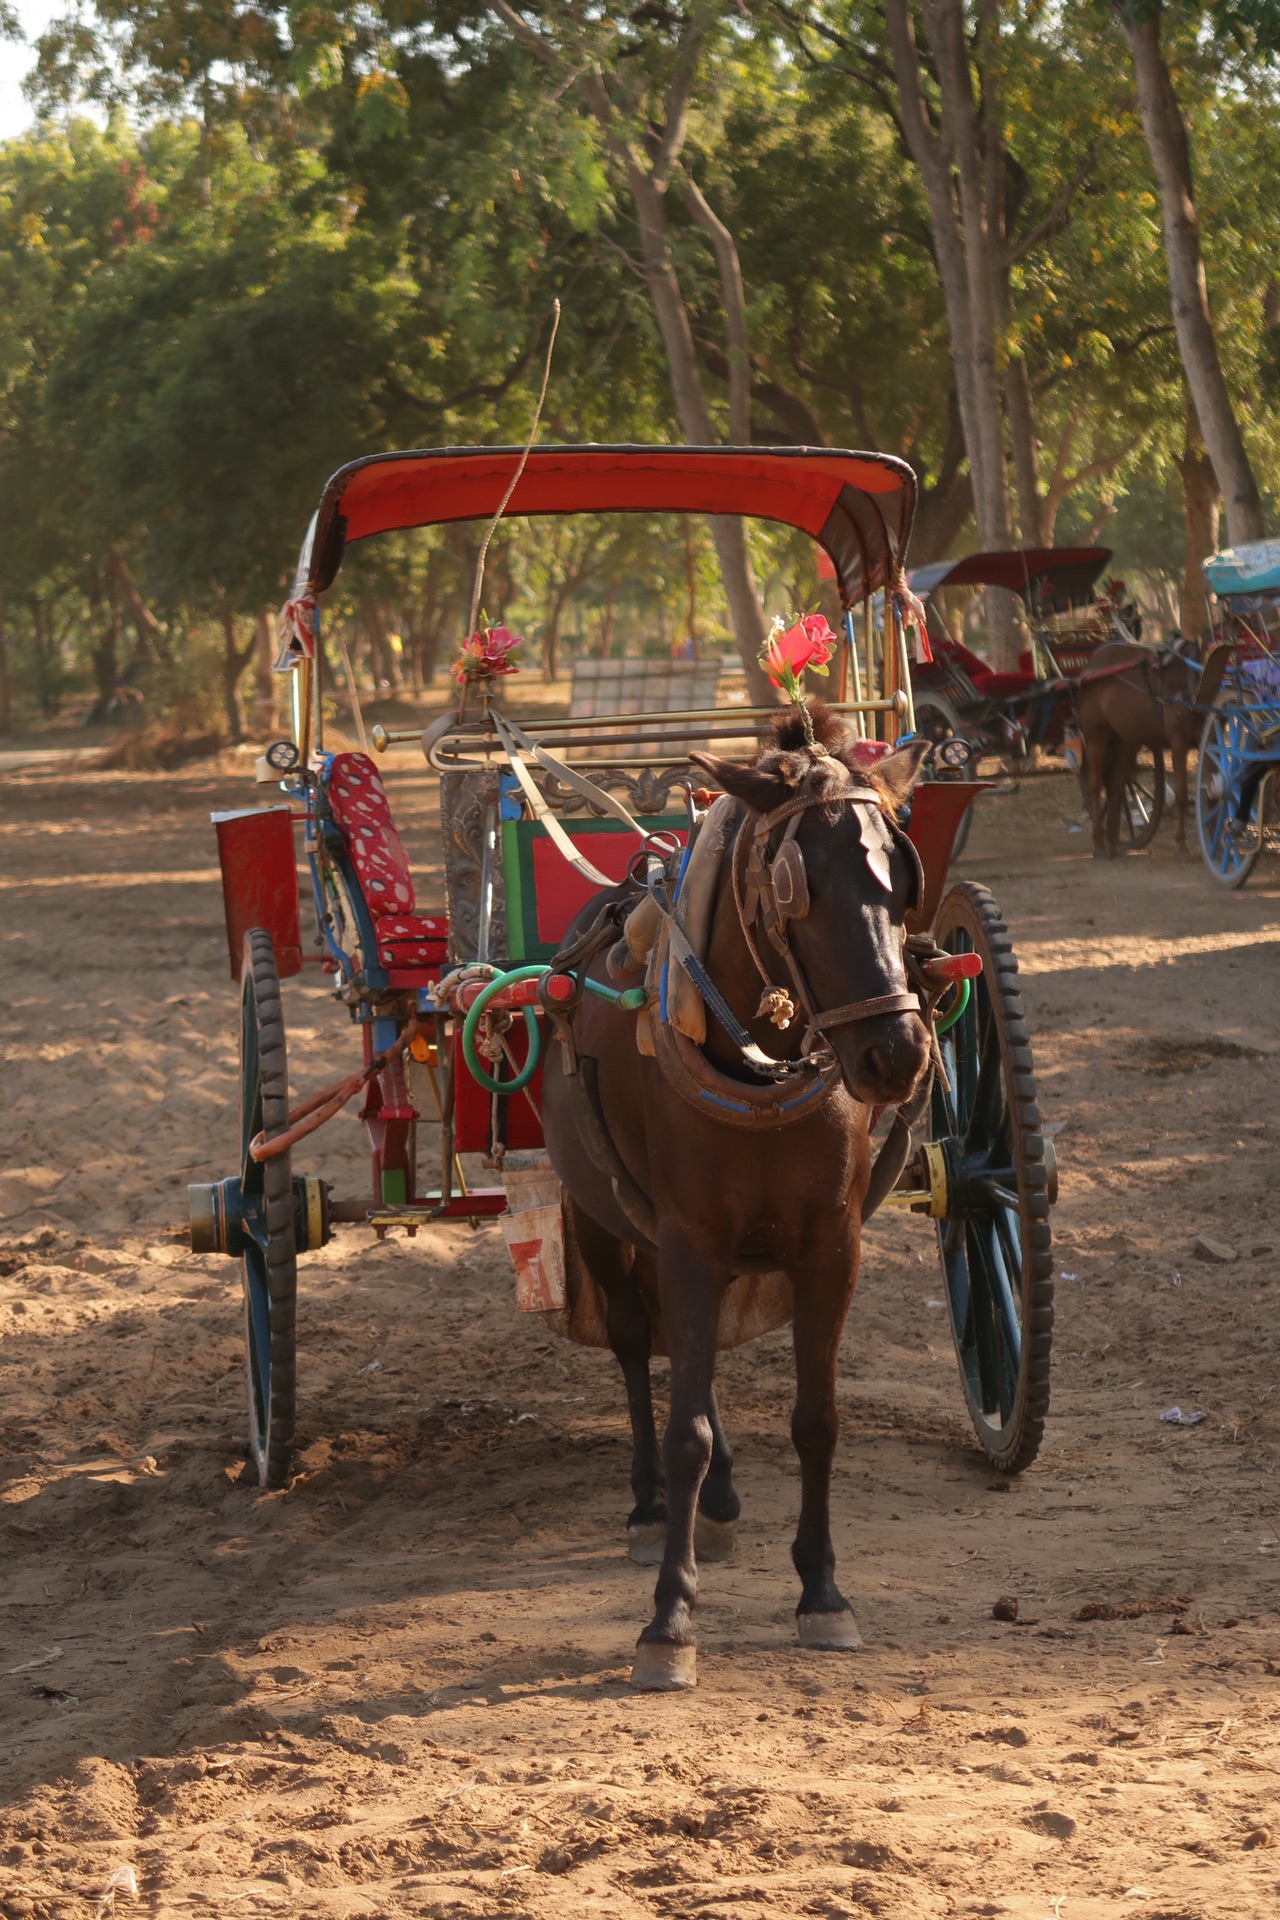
top-left (299, 445), bottom-right (917, 606)
top-left (908, 547), bottom-right (1111, 613)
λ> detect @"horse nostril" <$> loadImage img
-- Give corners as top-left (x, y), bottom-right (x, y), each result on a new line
top-left (862, 1046), bottom-right (887, 1082)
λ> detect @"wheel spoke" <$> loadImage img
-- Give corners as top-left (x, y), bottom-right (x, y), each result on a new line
top-left (969, 1219), bottom-right (1022, 1421)
top-left (964, 1221), bottom-right (1005, 1420)
top-left (964, 995), bottom-right (1005, 1151)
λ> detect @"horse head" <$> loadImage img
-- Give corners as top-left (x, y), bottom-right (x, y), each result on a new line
top-left (692, 701), bottom-right (933, 1108)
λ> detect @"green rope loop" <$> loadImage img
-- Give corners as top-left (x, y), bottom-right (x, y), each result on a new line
top-left (461, 966), bottom-right (545, 1095)
top-left (933, 975), bottom-right (971, 1037)
top-left (459, 965), bottom-right (650, 1096)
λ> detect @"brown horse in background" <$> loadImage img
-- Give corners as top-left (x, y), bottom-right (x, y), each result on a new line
top-left (1077, 639), bottom-right (1201, 856)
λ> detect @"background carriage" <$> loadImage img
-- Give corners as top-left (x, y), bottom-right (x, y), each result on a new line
top-left (188, 445), bottom-right (1056, 1495)
top-left (1195, 540), bottom-right (1280, 887)
top-left (905, 547), bottom-right (1166, 852)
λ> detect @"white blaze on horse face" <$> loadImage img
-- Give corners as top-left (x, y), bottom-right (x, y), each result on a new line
top-left (857, 804), bottom-right (895, 892)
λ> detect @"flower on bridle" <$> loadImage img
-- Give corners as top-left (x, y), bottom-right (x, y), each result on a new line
top-left (760, 613), bottom-right (835, 743)
top-left (452, 625), bottom-right (523, 686)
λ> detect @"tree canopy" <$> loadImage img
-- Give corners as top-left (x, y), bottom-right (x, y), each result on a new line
top-left (0, 0), bottom-right (1276, 725)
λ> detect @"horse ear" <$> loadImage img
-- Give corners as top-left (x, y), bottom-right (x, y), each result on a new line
top-left (865, 736), bottom-right (932, 810)
top-left (689, 750), bottom-right (792, 814)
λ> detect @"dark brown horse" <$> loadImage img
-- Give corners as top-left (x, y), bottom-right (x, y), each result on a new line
top-left (1077, 639), bottom-right (1201, 856)
top-left (540, 703), bottom-right (931, 1690)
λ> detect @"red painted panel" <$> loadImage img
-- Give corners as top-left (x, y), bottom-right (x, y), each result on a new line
top-left (530, 828), bottom-right (688, 947)
top-left (212, 806), bottom-right (302, 980)
top-left (905, 782), bottom-right (989, 934)
top-left (452, 1024), bottom-right (545, 1154)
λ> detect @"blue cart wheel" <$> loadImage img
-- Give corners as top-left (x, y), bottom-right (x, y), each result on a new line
top-left (238, 929), bottom-right (298, 1489)
top-left (930, 883), bottom-right (1054, 1473)
top-left (1196, 707), bottom-right (1262, 889)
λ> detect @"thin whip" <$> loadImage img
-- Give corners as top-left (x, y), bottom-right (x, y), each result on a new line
top-left (468, 298), bottom-right (562, 637)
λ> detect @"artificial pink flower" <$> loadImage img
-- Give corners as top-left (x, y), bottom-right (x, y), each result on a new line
top-left (761, 612), bottom-right (835, 697)
top-left (452, 625), bottom-right (523, 685)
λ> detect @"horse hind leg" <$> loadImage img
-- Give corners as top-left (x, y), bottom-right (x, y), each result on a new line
top-left (568, 1200), bottom-right (665, 1562)
top-left (694, 1382), bottom-right (741, 1563)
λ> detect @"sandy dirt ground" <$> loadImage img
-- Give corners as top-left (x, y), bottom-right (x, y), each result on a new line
top-left (3, 737), bottom-right (1280, 1920)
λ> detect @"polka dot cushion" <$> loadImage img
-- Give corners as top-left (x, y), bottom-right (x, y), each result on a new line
top-left (375, 911), bottom-right (449, 971)
top-left (327, 752), bottom-right (416, 913)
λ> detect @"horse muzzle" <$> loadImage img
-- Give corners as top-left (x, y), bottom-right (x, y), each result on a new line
top-left (836, 1010), bottom-right (932, 1107)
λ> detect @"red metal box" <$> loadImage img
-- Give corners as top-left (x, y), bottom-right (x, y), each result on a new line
top-left (212, 806), bottom-right (303, 980)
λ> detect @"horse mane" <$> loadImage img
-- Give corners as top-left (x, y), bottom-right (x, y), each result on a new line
top-left (691, 698), bottom-right (928, 817)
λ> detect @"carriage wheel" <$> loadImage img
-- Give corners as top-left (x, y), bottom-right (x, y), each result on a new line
top-left (1197, 707), bottom-right (1263, 889)
top-left (929, 883), bottom-right (1054, 1472)
top-left (1119, 750), bottom-right (1165, 851)
top-left (238, 928), bottom-right (298, 1488)
top-left (917, 696), bottom-right (976, 859)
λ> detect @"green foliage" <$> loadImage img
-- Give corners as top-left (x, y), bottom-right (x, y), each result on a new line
top-left (2, 0), bottom-right (1278, 731)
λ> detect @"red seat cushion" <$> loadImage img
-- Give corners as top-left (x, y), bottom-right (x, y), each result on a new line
top-left (375, 911), bottom-right (449, 970)
top-left (327, 752), bottom-right (415, 913)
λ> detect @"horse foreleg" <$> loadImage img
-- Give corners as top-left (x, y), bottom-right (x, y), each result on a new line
top-left (569, 1201), bottom-right (664, 1559)
top-left (1083, 724), bottom-right (1111, 857)
top-left (790, 1244), bottom-right (861, 1650)
top-left (630, 1227), bottom-right (723, 1692)
top-left (1173, 734), bottom-right (1191, 853)
top-left (1106, 739), bottom-right (1139, 854)
top-left (695, 1382), bottom-right (741, 1563)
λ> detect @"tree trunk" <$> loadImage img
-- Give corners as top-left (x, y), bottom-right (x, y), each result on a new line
top-left (681, 168), bottom-right (751, 444)
top-left (1120, 7), bottom-right (1265, 547)
top-left (885, 0), bottom-right (1017, 663)
top-left (599, 579), bottom-right (619, 660)
top-left (542, 591), bottom-right (568, 682)
top-left (107, 552), bottom-right (167, 671)
top-left (1005, 354), bottom-right (1046, 547)
top-left (253, 608), bottom-right (277, 735)
top-left (0, 588), bottom-right (9, 734)
top-left (85, 562), bottom-right (122, 722)
top-left (220, 605), bottom-right (249, 742)
top-left (622, 151), bottom-right (772, 699)
top-left (1175, 394), bottom-right (1220, 642)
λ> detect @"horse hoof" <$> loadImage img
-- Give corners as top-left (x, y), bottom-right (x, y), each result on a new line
top-left (629, 1641), bottom-right (696, 1691)
top-left (695, 1514), bottom-right (738, 1563)
top-left (627, 1522), bottom-right (666, 1566)
top-left (797, 1609), bottom-right (863, 1651)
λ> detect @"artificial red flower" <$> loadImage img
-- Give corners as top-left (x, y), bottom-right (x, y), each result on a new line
top-left (452, 625), bottom-right (523, 685)
top-left (761, 612), bottom-right (835, 699)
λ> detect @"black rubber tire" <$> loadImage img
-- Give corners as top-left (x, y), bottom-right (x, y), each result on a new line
top-left (239, 929), bottom-right (298, 1489)
top-left (929, 883), bottom-right (1054, 1473)
top-left (1196, 705), bottom-right (1264, 889)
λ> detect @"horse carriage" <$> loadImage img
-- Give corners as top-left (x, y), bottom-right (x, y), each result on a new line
top-left (906, 547), bottom-right (1165, 851)
top-left (1195, 539), bottom-right (1280, 887)
top-left (188, 445), bottom-right (1055, 1677)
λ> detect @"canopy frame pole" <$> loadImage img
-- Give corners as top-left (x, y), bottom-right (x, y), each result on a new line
top-left (843, 610), bottom-right (866, 738)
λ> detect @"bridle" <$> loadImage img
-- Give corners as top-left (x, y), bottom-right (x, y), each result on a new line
top-left (733, 772), bottom-right (924, 1053)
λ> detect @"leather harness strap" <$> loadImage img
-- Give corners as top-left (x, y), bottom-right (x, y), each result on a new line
top-left (733, 778), bottom-right (922, 1053)
top-left (806, 990), bottom-right (921, 1033)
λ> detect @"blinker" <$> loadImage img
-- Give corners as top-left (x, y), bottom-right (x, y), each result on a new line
top-left (770, 837), bottom-right (809, 921)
